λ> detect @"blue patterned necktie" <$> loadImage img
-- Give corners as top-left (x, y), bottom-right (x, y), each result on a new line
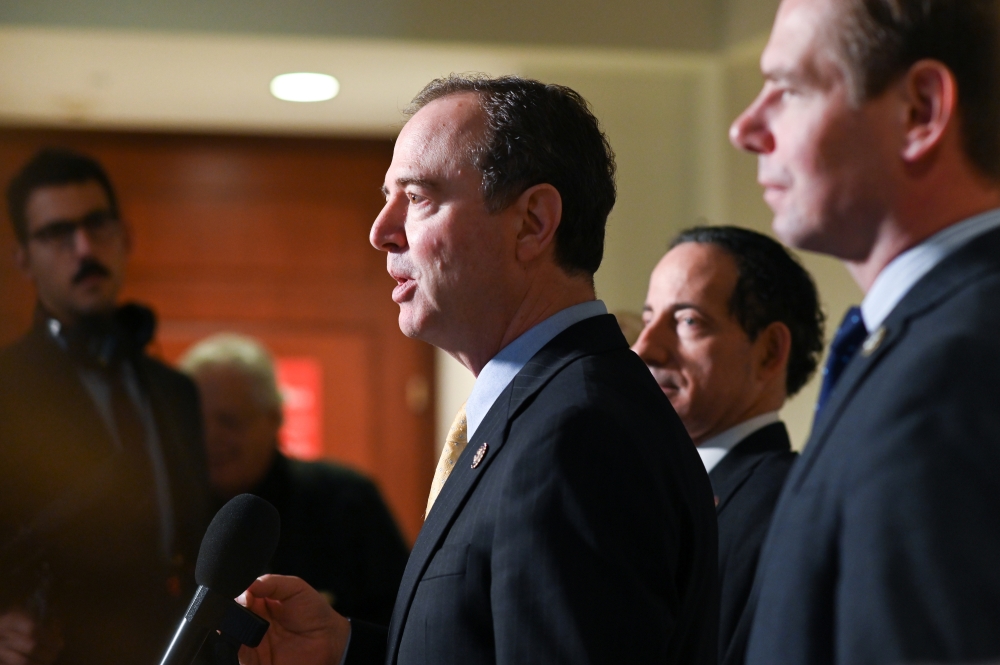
top-left (815, 306), bottom-right (867, 416)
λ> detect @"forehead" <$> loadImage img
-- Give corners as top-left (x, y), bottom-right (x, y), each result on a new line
top-left (648, 242), bottom-right (739, 308)
top-left (195, 365), bottom-right (259, 402)
top-left (24, 180), bottom-right (111, 230)
top-left (389, 93), bottom-right (485, 180)
top-left (762, 0), bottom-right (842, 84)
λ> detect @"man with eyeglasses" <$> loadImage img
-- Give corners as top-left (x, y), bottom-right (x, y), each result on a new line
top-left (0, 148), bottom-right (212, 665)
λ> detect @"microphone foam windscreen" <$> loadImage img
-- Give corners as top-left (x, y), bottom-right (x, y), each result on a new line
top-left (195, 494), bottom-right (281, 598)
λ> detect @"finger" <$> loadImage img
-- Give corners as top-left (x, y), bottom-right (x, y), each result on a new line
top-left (244, 574), bottom-right (310, 603)
top-left (0, 614), bottom-right (34, 636)
top-left (0, 632), bottom-right (34, 656)
top-left (0, 642), bottom-right (30, 665)
top-left (237, 643), bottom-right (261, 665)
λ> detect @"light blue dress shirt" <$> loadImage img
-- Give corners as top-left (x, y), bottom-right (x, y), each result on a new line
top-left (465, 300), bottom-right (608, 441)
top-left (861, 207), bottom-right (1000, 330)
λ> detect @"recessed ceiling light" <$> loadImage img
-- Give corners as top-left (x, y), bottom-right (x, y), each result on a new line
top-left (270, 72), bottom-right (340, 102)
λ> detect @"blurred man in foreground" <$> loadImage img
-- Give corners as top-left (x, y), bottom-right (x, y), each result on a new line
top-left (730, 0), bottom-right (1000, 662)
top-left (179, 333), bottom-right (409, 625)
top-left (0, 149), bottom-right (212, 664)
top-left (633, 225), bottom-right (823, 665)
top-left (238, 75), bottom-right (718, 665)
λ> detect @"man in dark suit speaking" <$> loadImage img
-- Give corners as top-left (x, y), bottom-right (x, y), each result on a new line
top-left (730, 0), bottom-right (1000, 663)
top-left (632, 225), bottom-right (823, 665)
top-left (237, 75), bottom-right (719, 665)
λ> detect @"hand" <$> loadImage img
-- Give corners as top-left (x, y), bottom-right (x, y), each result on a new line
top-left (0, 610), bottom-right (63, 665)
top-left (237, 575), bottom-right (350, 665)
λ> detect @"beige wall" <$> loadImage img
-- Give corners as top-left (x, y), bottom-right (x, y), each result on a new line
top-left (0, 0), bottom-right (724, 51)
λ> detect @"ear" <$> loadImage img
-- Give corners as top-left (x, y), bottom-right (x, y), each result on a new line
top-left (899, 59), bottom-right (957, 163)
top-left (753, 321), bottom-right (791, 384)
top-left (512, 183), bottom-right (563, 264)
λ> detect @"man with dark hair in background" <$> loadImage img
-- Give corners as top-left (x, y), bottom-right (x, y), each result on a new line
top-left (238, 74), bottom-right (719, 665)
top-left (179, 333), bottom-right (409, 626)
top-left (730, 0), bottom-right (1000, 662)
top-left (632, 225), bottom-right (823, 665)
top-left (0, 148), bottom-right (212, 665)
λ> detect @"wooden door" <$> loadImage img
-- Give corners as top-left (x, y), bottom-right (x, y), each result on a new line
top-left (0, 128), bottom-right (434, 543)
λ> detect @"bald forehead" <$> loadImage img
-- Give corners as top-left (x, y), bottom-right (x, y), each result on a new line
top-left (401, 93), bottom-right (485, 160)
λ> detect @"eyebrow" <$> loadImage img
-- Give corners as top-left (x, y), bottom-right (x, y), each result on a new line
top-left (642, 302), bottom-right (705, 315)
top-left (381, 177), bottom-right (441, 197)
top-left (35, 208), bottom-right (112, 229)
top-left (763, 66), bottom-right (801, 85)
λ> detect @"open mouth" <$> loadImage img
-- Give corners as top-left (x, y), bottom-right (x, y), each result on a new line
top-left (391, 275), bottom-right (416, 303)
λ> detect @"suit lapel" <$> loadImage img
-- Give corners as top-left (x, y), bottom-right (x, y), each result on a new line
top-left (792, 226), bottom-right (1000, 487)
top-left (710, 423), bottom-right (791, 514)
top-left (385, 314), bottom-right (626, 663)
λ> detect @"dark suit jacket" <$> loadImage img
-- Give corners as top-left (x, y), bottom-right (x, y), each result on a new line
top-left (348, 314), bottom-right (719, 665)
top-left (0, 322), bottom-right (213, 665)
top-left (709, 422), bottom-right (795, 665)
top-left (247, 452), bottom-right (409, 625)
top-left (746, 224), bottom-right (1000, 665)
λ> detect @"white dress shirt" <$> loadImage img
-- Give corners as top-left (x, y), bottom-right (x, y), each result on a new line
top-left (696, 411), bottom-right (781, 473)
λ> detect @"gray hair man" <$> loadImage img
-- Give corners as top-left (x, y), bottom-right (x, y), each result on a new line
top-left (179, 333), bottom-right (409, 625)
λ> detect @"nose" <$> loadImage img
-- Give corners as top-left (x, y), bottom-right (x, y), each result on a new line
top-left (70, 225), bottom-right (96, 256)
top-left (370, 195), bottom-right (408, 252)
top-left (729, 89), bottom-right (775, 155)
top-left (631, 316), bottom-right (673, 368)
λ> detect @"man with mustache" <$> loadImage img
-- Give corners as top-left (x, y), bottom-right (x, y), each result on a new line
top-left (632, 225), bottom-right (823, 665)
top-left (729, 0), bottom-right (1000, 663)
top-left (237, 74), bottom-right (719, 665)
top-left (0, 148), bottom-right (212, 665)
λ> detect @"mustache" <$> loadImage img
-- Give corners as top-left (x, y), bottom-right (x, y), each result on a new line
top-left (72, 259), bottom-right (111, 284)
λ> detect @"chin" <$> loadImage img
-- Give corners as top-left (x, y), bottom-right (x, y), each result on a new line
top-left (396, 313), bottom-right (425, 340)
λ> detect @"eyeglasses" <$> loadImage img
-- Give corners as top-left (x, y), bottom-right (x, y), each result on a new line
top-left (28, 211), bottom-right (122, 250)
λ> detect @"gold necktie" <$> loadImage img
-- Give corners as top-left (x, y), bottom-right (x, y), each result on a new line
top-left (425, 403), bottom-right (468, 518)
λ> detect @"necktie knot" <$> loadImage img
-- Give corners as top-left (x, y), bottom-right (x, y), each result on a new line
top-left (815, 306), bottom-right (867, 416)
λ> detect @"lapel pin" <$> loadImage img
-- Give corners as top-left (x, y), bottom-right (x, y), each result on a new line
top-left (862, 326), bottom-right (887, 356)
top-left (471, 442), bottom-right (489, 469)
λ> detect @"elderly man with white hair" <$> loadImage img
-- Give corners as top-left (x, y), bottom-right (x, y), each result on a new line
top-left (179, 333), bottom-right (409, 626)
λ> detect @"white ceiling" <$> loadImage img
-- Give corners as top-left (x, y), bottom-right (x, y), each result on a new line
top-left (0, 26), bottom-right (717, 137)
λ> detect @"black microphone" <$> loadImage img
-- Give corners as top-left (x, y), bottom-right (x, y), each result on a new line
top-left (159, 494), bottom-right (281, 665)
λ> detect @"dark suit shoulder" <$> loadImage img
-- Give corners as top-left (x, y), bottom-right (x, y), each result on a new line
top-left (711, 423), bottom-right (795, 510)
top-left (712, 423), bottom-right (796, 665)
top-left (283, 456), bottom-right (382, 498)
top-left (747, 233), bottom-right (1000, 665)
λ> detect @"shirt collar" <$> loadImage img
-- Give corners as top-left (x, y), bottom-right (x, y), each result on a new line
top-left (862, 207), bottom-right (1000, 331)
top-left (465, 300), bottom-right (608, 440)
top-left (696, 411), bottom-right (781, 473)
